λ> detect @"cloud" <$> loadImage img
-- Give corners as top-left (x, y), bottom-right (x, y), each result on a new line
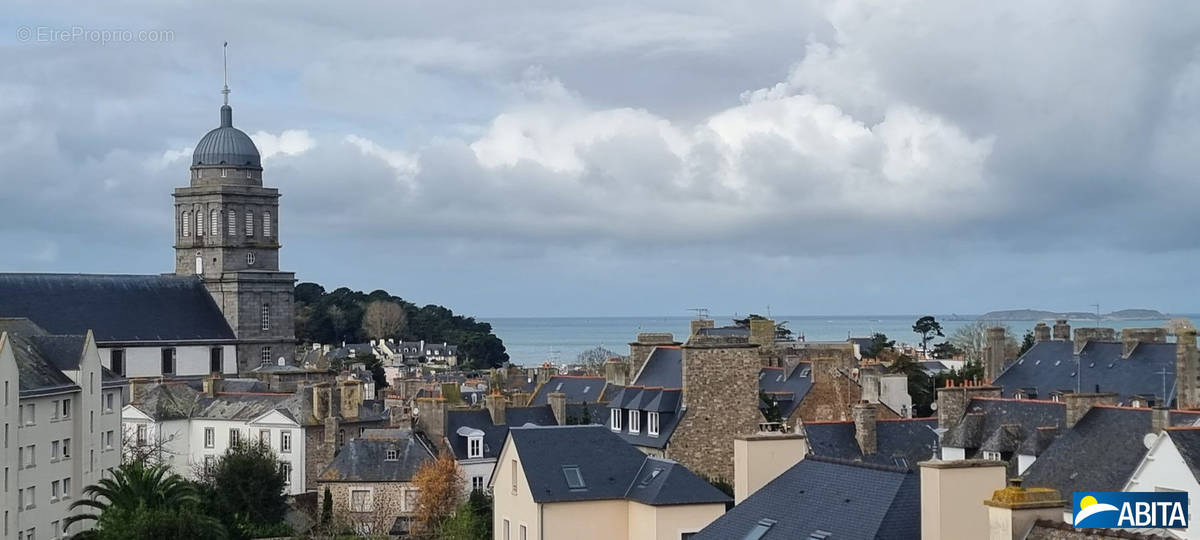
top-left (251, 130), bottom-right (316, 161)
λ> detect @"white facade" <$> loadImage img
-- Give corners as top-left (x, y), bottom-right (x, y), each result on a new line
top-left (1, 331), bottom-right (125, 540)
top-left (121, 405), bottom-right (306, 494)
top-left (1123, 432), bottom-right (1200, 539)
top-left (100, 344), bottom-right (237, 379)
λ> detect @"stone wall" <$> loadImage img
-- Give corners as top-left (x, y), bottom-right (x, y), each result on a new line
top-left (1121, 327), bottom-right (1167, 358)
top-left (1052, 320), bottom-right (1070, 341)
top-left (629, 333), bottom-right (678, 379)
top-left (1073, 327), bottom-right (1116, 355)
top-left (1178, 329), bottom-right (1199, 409)
top-left (318, 480), bottom-right (419, 534)
top-left (669, 341), bottom-right (762, 483)
top-left (935, 383), bottom-right (1002, 431)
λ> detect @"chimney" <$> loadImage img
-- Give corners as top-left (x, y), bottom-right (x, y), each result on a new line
top-left (629, 333), bottom-right (677, 378)
top-left (936, 382), bottom-right (1002, 431)
top-left (1073, 327), bottom-right (1115, 356)
top-left (920, 459), bottom-right (1007, 540)
top-left (129, 378), bottom-right (153, 403)
top-left (417, 397), bottom-right (449, 442)
top-left (749, 318), bottom-right (776, 347)
top-left (485, 393), bottom-right (507, 426)
top-left (985, 327), bottom-right (1007, 381)
top-left (810, 357), bottom-right (837, 387)
top-left (203, 374), bottom-right (223, 398)
top-left (1063, 392), bottom-right (1117, 428)
top-left (1178, 329), bottom-right (1199, 409)
top-left (548, 392), bottom-right (567, 425)
top-left (1122, 327), bottom-right (1167, 358)
top-left (1033, 323), bottom-right (1051, 342)
top-left (1051, 319), bottom-right (1070, 341)
top-left (983, 478), bottom-right (1065, 540)
top-left (690, 318), bottom-right (715, 339)
top-left (733, 432), bottom-right (808, 504)
top-left (312, 383), bottom-right (331, 419)
top-left (1151, 406), bottom-right (1170, 434)
top-left (860, 369), bottom-right (881, 403)
top-left (604, 358), bottom-right (629, 387)
top-left (536, 364), bottom-right (557, 385)
top-left (853, 401), bottom-right (878, 455)
top-left (340, 379), bottom-right (363, 419)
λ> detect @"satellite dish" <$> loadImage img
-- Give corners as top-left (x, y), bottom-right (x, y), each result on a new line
top-left (1143, 433), bottom-right (1157, 450)
top-left (930, 402), bottom-right (938, 411)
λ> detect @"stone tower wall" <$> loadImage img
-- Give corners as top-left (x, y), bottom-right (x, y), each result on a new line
top-left (670, 341), bottom-right (762, 483)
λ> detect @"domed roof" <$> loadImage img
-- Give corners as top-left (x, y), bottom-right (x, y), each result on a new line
top-left (192, 105), bottom-right (261, 168)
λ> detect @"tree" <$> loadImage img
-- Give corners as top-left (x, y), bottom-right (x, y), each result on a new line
top-left (197, 441), bottom-right (289, 537)
top-left (67, 462), bottom-right (225, 538)
top-left (931, 341), bottom-right (961, 360)
top-left (89, 504), bottom-right (227, 540)
top-left (759, 392), bottom-right (783, 423)
top-left (577, 346), bottom-right (621, 374)
top-left (413, 454), bottom-right (465, 535)
top-left (949, 321), bottom-right (1018, 366)
top-left (438, 491), bottom-right (492, 540)
top-left (912, 316), bottom-right (944, 356)
top-left (358, 352), bottom-right (390, 391)
top-left (863, 332), bottom-right (895, 358)
top-left (363, 300), bottom-right (408, 340)
top-left (733, 314), bottom-right (792, 340)
top-left (321, 486), bottom-right (333, 527)
top-left (1018, 329), bottom-right (1036, 357)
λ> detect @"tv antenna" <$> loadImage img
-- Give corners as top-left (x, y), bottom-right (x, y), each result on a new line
top-left (688, 308), bottom-right (710, 321)
top-left (1092, 303), bottom-right (1100, 327)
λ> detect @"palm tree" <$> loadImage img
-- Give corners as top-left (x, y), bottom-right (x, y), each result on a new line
top-left (65, 462), bottom-right (223, 537)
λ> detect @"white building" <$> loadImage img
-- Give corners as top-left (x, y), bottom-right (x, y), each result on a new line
top-left (1, 319), bottom-right (126, 540)
top-left (1123, 427), bottom-right (1200, 539)
top-left (121, 377), bottom-right (306, 494)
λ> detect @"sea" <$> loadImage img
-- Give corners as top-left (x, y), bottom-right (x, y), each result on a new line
top-left (487, 315), bottom-right (1184, 367)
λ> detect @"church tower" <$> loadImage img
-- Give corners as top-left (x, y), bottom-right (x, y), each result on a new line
top-left (174, 48), bottom-right (295, 371)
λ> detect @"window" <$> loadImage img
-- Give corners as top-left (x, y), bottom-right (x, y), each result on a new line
top-left (261, 303), bottom-right (270, 331)
top-left (229, 429), bottom-right (241, 446)
top-left (503, 520), bottom-right (510, 540)
top-left (349, 489), bottom-right (373, 512)
top-left (562, 466), bottom-right (585, 489)
top-left (61, 439), bottom-right (69, 459)
top-left (648, 412), bottom-right (660, 437)
top-left (982, 450), bottom-right (1002, 461)
top-left (24, 403), bottom-right (34, 426)
top-left (404, 489), bottom-right (418, 512)
top-left (210, 347), bottom-right (223, 374)
top-left (204, 456), bottom-right (215, 471)
top-left (161, 348), bottom-right (176, 375)
top-left (610, 408), bottom-right (622, 431)
top-left (61, 399), bottom-right (70, 420)
top-left (520, 525), bottom-right (527, 540)
top-left (280, 430), bottom-right (292, 453)
top-left (247, 251), bottom-right (255, 265)
top-left (511, 459), bottom-right (518, 495)
top-left (471, 476), bottom-right (484, 492)
top-left (745, 519), bottom-right (777, 540)
top-left (51, 441), bottom-right (59, 461)
top-left (182, 211), bottom-right (190, 236)
top-left (263, 211), bottom-right (272, 237)
top-left (468, 436), bottom-right (483, 458)
top-left (103, 431), bottom-right (114, 450)
top-left (104, 391), bottom-right (115, 413)
top-left (51, 401), bottom-right (59, 421)
top-left (195, 210), bottom-right (203, 236)
top-left (338, 429), bottom-right (345, 446)
top-left (245, 211), bottom-right (254, 236)
top-left (386, 449), bottom-right (398, 461)
top-left (136, 425), bottom-right (147, 446)
top-left (24, 486), bottom-right (34, 510)
top-left (62, 478), bottom-right (69, 499)
top-left (261, 347), bottom-right (272, 366)
top-left (259, 429), bottom-right (270, 445)
top-left (204, 428), bottom-right (215, 448)
top-left (628, 410), bottom-right (640, 434)
top-left (221, 168), bottom-right (228, 177)
top-left (210, 209), bottom-right (219, 236)
top-left (51, 480), bottom-right (59, 502)
top-left (227, 210), bottom-right (236, 236)
top-left (280, 462), bottom-right (291, 484)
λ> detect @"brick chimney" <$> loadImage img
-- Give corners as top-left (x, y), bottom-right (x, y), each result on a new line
top-left (985, 327), bottom-right (1007, 381)
top-left (936, 381), bottom-right (1002, 431)
top-left (1122, 327), bottom-right (1167, 358)
top-left (548, 392), bottom-right (567, 425)
top-left (690, 318), bottom-right (715, 339)
top-left (983, 478), bottom-right (1065, 540)
top-left (629, 333), bottom-right (678, 378)
top-left (1151, 406), bottom-right (1170, 434)
top-left (749, 318), bottom-right (776, 347)
top-left (604, 358), bottom-right (629, 387)
top-left (853, 401), bottom-right (878, 455)
top-left (203, 374), bottom-right (223, 398)
top-left (1051, 319), bottom-right (1070, 341)
top-left (536, 364), bottom-right (557, 385)
top-left (417, 397), bottom-right (449, 442)
top-left (1073, 327), bottom-right (1115, 355)
top-left (1063, 392), bottom-right (1117, 428)
top-left (485, 393), bottom-right (506, 426)
top-left (1033, 323), bottom-right (1051, 342)
top-left (1178, 329), bottom-right (1199, 409)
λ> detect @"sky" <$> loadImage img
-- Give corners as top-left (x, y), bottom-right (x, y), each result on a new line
top-left (2, 1), bottom-right (1200, 318)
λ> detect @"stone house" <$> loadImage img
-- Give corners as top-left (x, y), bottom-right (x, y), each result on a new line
top-left (317, 428), bottom-right (435, 537)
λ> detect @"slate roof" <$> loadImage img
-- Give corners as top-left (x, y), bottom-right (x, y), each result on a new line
top-left (133, 383), bottom-right (303, 423)
top-left (529, 375), bottom-right (607, 405)
top-left (327, 343), bottom-right (374, 360)
top-left (318, 429), bottom-right (434, 482)
top-left (565, 402), bottom-right (607, 425)
top-left (507, 425), bottom-right (730, 506)
top-left (759, 364), bottom-right (812, 418)
top-left (994, 340), bottom-right (1178, 405)
top-left (1022, 407), bottom-right (1200, 496)
top-left (633, 347), bottom-right (682, 388)
top-left (0, 321), bottom-right (81, 396)
top-left (0, 274), bottom-right (236, 343)
top-left (804, 418), bottom-right (938, 470)
top-left (1167, 428), bottom-right (1200, 480)
top-left (694, 456), bottom-right (920, 540)
top-left (943, 397), bottom-right (1065, 454)
top-left (445, 406), bottom-right (558, 461)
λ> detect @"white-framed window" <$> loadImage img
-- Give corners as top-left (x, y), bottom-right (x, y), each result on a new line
top-left (229, 428), bottom-right (241, 446)
top-left (135, 424), bottom-right (147, 446)
top-left (610, 408), bottom-right (622, 431)
top-left (205, 426), bottom-right (215, 448)
top-left (161, 348), bottom-right (176, 375)
top-left (62, 478), bottom-right (69, 499)
top-left (51, 441), bottom-right (59, 461)
top-left (110, 350), bottom-right (125, 377)
top-left (227, 210), bottom-right (236, 236)
top-left (221, 168), bottom-right (228, 178)
top-left (263, 211), bottom-right (272, 237)
top-left (245, 211), bottom-right (254, 236)
top-left (196, 211), bottom-right (204, 236)
top-left (349, 488), bottom-right (374, 512)
top-left (504, 519), bottom-right (510, 540)
top-left (471, 476), bottom-right (485, 492)
top-left (103, 430), bottom-right (114, 450)
top-left (259, 429), bottom-right (270, 445)
top-left (280, 430), bottom-right (292, 453)
top-left (247, 251), bottom-right (255, 266)
top-left (386, 449), bottom-right (398, 461)
top-left (261, 347), bottom-right (272, 366)
top-left (520, 524), bottom-right (527, 540)
top-left (51, 480), bottom-right (59, 502)
top-left (104, 392), bottom-right (115, 413)
top-left (60, 399), bottom-right (70, 420)
top-left (511, 459), bottom-right (518, 495)
top-left (279, 462), bottom-right (291, 485)
top-left (61, 439), bottom-right (69, 459)
top-left (648, 412), bottom-right (659, 437)
top-left (468, 436), bottom-right (483, 458)
top-left (982, 450), bottom-right (1002, 461)
top-left (261, 303), bottom-right (270, 331)
top-left (204, 455), bottom-right (215, 472)
top-left (210, 209), bottom-right (219, 236)
top-left (181, 211), bottom-right (190, 236)
top-left (628, 410), bottom-right (640, 434)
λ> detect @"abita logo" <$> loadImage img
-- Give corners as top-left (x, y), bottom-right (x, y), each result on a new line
top-left (1072, 492), bottom-right (1189, 529)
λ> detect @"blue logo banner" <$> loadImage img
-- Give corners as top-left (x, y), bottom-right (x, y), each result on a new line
top-left (1073, 492), bottom-right (1188, 529)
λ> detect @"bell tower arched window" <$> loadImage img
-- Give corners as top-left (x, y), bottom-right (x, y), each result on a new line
top-left (196, 211), bottom-right (204, 237)
top-left (245, 211), bottom-right (254, 236)
top-left (263, 211), bottom-right (272, 237)
top-left (227, 210), bottom-right (236, 236)
top-left (181, 211), bottom-right (190, 236)
top-left (210, 210), bottom-right (219, 236)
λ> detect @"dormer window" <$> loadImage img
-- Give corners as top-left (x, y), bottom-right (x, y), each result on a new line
top-left (610, 408), bottom-right (622, 432)
top-left (628, 410), bottom-right (640, 434)
top-left (468, 436), bottom-right (483, 458)
top-left (647, 412), bottom-right (659, 437)
top-left (386, 448), bottom-right (398, 461)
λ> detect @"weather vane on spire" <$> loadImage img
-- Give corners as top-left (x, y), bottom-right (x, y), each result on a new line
top-left (222, 41), bottom-right (230, 105)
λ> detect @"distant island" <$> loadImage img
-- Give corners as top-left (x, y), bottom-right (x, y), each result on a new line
top-left (977, 308), bottom-right (1167, 321)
